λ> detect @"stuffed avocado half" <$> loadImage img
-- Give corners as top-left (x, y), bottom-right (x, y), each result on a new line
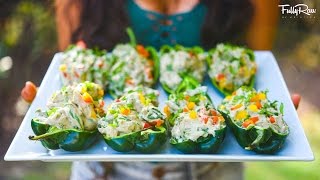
top-left (207, 44), bottom-right (257, 96)
top-left (159, 45), bottom-right (207, 94)
top-left (218, 86), bottom-right (289, 154)
top-left (164, 86), bottom-right (226, 154)
top-left (29, 82), bottom-right (105, 151)
top-left (98, 86), bottom-right (166, 153)
top-left (59, 45), bottom-right (112, 89)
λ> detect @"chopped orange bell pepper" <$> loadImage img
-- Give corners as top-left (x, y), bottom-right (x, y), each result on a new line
top-left (269, 116), bottom-right (276, 123)
top-left (249, 116), bottom-right (259, 123)
top-left (82, 92), bottom-right (93, 103)
top-left (136, 44), bottom-right (149, 58)
top-left (231, 104), bottom-right (243, 110)
top-left (242, 120), bottom-right (253, 128)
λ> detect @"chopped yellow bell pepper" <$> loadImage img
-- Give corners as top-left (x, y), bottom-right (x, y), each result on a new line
top-left (81, 86), bottom-right (87, 93)
top-left (258, 93), bottom-right (266, 100)
top-left (248, 104), bottom-right (259, 112)
top-left (219, 105), bottom-right (225, 110)
top-left (235, 110), bottom-right (248, 120)
top-left (219, 115), bottom-right (225, 122)
top-left (139, 93), bottom-right (146, 105)
top-left (199, 95), bottom-right (206, 101)
top-left (187, 102), bottom-right (195, 110)
top-left (98, 89), bottom-right (104, 97)
top-left (226, 95), bottom-right (232, 100)
top-left (59, 64), bottom-right (67, 72)
top-left (90, 108), bottom-right (97, 118)
top-left (163, 105), bottom-right (170, 116)
top-left (120, 107), bottom-right (130, 115)
top-left (189, 110), bottom-right (197, 119)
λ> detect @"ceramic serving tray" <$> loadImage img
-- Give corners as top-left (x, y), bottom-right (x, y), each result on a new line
top-left (4, 51), bottom-right (314, 162)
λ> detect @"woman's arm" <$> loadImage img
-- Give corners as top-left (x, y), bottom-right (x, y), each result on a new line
top-left (246, 0), bottom-right (279, 50)
top-left (55, 0), bottom-right (82, 51)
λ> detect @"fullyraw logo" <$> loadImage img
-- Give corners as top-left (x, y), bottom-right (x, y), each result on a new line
top-left (279, 3), bottom-right (316, 17)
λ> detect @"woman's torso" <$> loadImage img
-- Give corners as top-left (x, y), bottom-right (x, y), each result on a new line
top-left (127, 0), bottom-right (207, 49)
top-left (70, 1), bottom-right (244, 179)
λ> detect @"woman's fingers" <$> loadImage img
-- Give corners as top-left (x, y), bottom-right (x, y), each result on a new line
top-left (21, 81), bottom-right (37, 103)
top-left (291, 93), bottom-right (301, 110)
top-left (76, 40), bottom-right (86, 49)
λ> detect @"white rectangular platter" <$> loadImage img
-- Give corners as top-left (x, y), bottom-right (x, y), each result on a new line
top-left (4, 51), bottom-right (314, 162)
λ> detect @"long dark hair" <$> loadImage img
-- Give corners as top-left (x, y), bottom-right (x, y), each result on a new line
top-left (59, 0), bottom-right (253, 50)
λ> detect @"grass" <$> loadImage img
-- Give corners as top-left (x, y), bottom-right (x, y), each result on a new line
top-left (23, 163), bottom-right (71, 180)
top-left (245, 105), bottom-right (320, 180)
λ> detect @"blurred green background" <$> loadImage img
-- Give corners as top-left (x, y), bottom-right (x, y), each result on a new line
top-left (0, 0), bottom-right (319, 179)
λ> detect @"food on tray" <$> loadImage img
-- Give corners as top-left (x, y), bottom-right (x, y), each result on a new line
top-left (98, 86), bottom-right (166, 153)
top-left (108, 43), bottom-right (159, 98)
top-left (207, 43), bottom-right (257, 96)
top-left (165, 86), bottom-right (226, 153)
top-left (218, 86), bottom-right (289, 154)
top-left (159, 45), bottom-right (207, 94)
top-left (59, 45), bottom-right (111, 89)
top-left (29, 82), bottom-right (105, 152)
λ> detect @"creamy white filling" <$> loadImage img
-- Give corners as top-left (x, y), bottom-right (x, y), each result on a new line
top-left (221, 87), bottom-right (288, 134)
top-left (60, 47), bottom-right (110, 87)
top-left (160, 50), bottom-right (206, 90)
top-left (98, 87), bottom-right (164, 138)
top-left (171, 113), bottom-right (219, 142)
top-left (109, 44), bottom-right (154, 96)
top-left (208, 44), bottom-right (256, 89)
top-left (166, 86), bottom-right (225, 142)
top-left (37, 83), bottom-right (103, 131)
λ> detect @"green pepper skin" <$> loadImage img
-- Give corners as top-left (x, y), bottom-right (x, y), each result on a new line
top-left (29, 119), bottom-right (99, 152)
top-left (146, 46), bottom-right (160, 82)
top-left (170, 127), bottom-right (226, 154)
top-left (103, 126), bottom-right (167, 153)
top-left (162, 75), bottom-right (200, 94)
top-left (31, 119), bottom-right (60, 150)
top-left (220, 111), bottom-right (289, 154)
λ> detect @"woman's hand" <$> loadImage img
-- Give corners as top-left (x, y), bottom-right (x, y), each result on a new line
top-left (20, 79), bottom-right (302, 109)
top-left (76, 40), bottom-right (86, 49)
top-left (291, 93), bottom-right (301, 109)
top-left (21, 81), bottom-right (37, 103)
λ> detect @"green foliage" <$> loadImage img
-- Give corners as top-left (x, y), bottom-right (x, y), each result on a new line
top-left (245, 110), bottom-right (320, 180)
top-left (1, 0), bottom-right (56, 57)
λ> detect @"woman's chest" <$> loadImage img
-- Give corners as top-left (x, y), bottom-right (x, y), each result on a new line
top-left (126, 0), bottom-right (207, 49)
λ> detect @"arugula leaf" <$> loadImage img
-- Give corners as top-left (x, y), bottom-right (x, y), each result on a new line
top-left (229, 66), bottom-right (236, 75)
top-left (47, 107), bottom-right (58, 116)
top-left (280, 103), bottom-right (284, 115)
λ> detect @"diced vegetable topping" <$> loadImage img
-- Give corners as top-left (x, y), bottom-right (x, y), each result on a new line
top-left (35, 82), bottom-right (105, 131)
top-left (208, 44), bottom-right (257, 94)
top-left (108, 44), bottom-right (157, 97)
top-left (159, 46), bottom-right (206, 91)
top-left (59, 45), bottom-right (111, 88)
top-left (98, 87), bottom-right (165, 138)
top-left (219, 86), bottom-right (289, 134)
top-left (166, 86), bottom-right (226, 142)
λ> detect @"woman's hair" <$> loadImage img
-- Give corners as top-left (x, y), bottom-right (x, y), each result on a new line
top-left (201, 0), bottom-right (253, 49)
top-left (55, 0), bottom-right (253, 50)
